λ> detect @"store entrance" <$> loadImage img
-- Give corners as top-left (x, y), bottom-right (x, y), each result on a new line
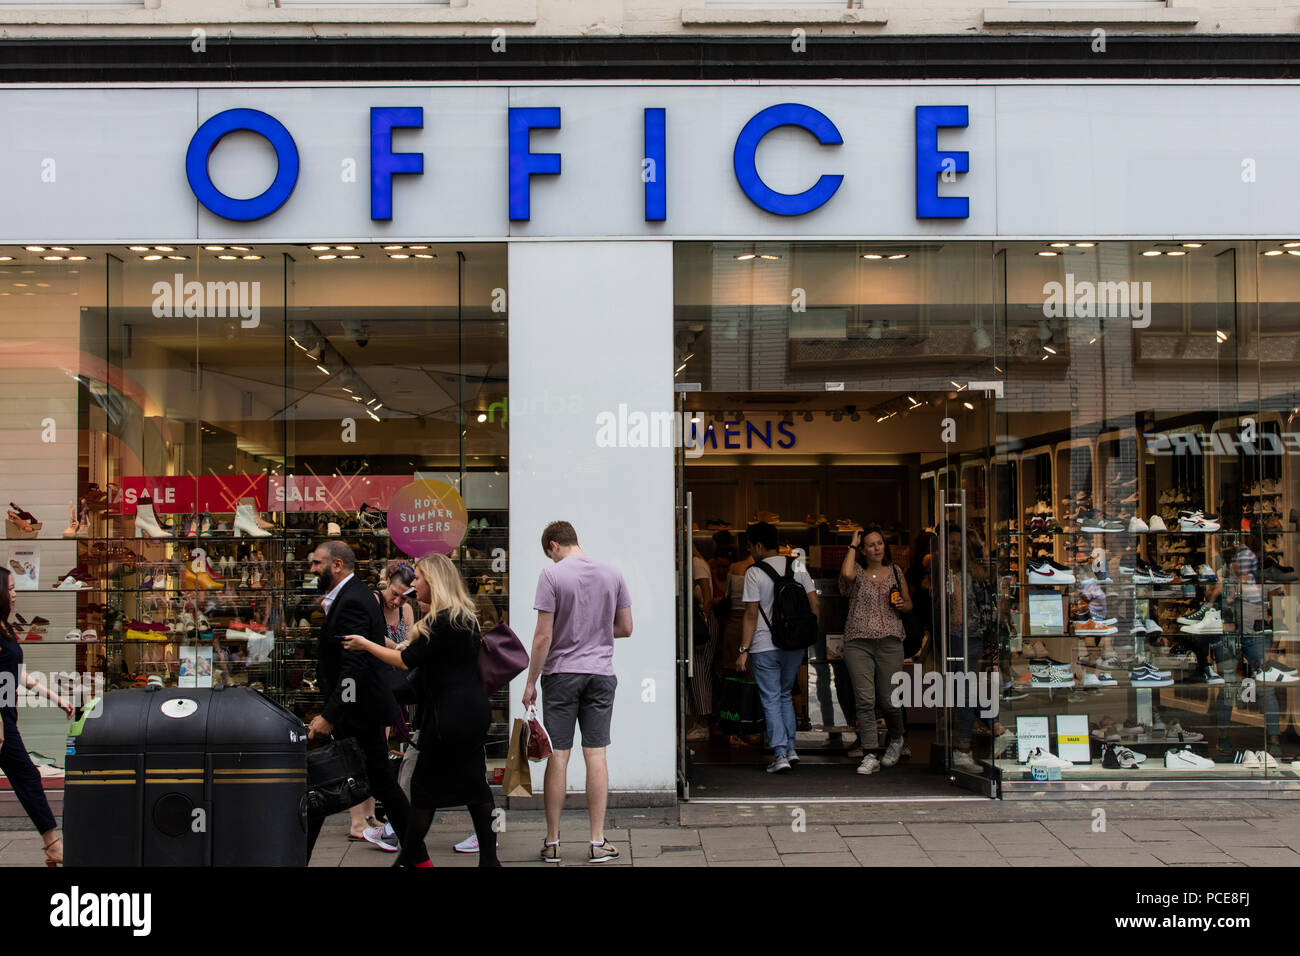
top-left (675, 389), bottom-right (1000, 801)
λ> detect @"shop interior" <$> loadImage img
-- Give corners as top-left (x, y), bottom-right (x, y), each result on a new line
top-left (674, 239), bottom-right (1300, 798)
top-left (0, 242), bottom-right (510, 772)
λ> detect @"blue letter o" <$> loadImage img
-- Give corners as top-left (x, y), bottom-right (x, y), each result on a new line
top-left (186, 109), bottom-right (299, 221)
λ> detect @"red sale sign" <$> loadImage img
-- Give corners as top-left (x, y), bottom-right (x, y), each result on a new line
top-left (120, 476), bottom-right (269, 514)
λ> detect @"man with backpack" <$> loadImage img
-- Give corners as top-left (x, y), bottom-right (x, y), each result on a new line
top-left (737, 521), bottom-right (820, 774)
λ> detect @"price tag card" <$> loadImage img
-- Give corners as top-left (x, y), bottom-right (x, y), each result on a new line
top-left (1056, 714), bottom-right (1092, 764)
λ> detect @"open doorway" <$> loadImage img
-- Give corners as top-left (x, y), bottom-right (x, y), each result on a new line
top-left (678, 389), bottom-right (999, 800)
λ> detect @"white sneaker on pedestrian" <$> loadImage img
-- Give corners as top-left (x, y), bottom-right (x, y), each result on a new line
top-left (363, 825), bottom-right (399, 852)
top-left (786, 748), bottom-right (800, 765)
top-left (881, 739), bottom-right (903, 768)
top-left (856, 753), bottom-right (881, 775)
top-left (766, 753), bottom-right (792, 774)
top-left (454, 833), bottom-right (480, 853)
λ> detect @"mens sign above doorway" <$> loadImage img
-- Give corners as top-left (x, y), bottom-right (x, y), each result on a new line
top-left (183, 101), bottom-right (971, 223)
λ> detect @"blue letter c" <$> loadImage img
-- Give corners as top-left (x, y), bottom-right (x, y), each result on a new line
top-left (186, 108), bottom-right (299, 222)
top-left (733, 103), bottom-right (843, 216)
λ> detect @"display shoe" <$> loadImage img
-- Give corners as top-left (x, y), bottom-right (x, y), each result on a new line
top-left (249, 568), bottom-right (264, 589)
top-left (1181, 609), bottom-right (1224, 635)
top-left (1129, 667), bottom-right (1174, 688)
top-left (199, 513), bottom-right (214, 537)
top-left (233, 503), bottom-right (272, 538)
top-left (1146, 515), bottom-right (1167, 531)
top-left (1164, 746), bottom-right (1215, 770)
top-left (358, 503), bottom-right (389, 535)
top-left (52, 573), bottom-right (91, 591)
top-left (1027, 558), bottom-right (1074, 585)
top-left (1264, 658), bottom-right (1297, 675)
top-left (181, 567), bottom-right (223, 590)
top-left (1254, 666), bottom-right (1300, 684)
top-left (60, 501), bottom-right (80, 538)
top-left (5, 512), bottom-right (39, 539)
top-left (1179, 511), bottom-right (1221, 532)
top-left (1177, 603), bottom-right (1213, 626)
top-left (8, 502), bottom-right (40, 526)
top-left (1074, 619), bottom-right (1118, 637)
top-left (1144, 618), bottom-right (1163, 635)
top-left (326, 521), bottom-right (342, 537)
top-left (133, 496), bottom-right (172, 539)
top-left (1164, 722), bottom-right (1204, 742)
top-left (1102, 744), bottom-right (1146, 768)
top-left (1026, 747), bottom-right (1072, 769)
top-left (1081, 671), bottom-right (1118, 688)
top-left (1234, 750), bottom-right (1262, 769)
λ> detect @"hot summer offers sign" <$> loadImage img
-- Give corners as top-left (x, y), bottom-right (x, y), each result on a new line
top-left (387, 479), bottom-right (468, 557)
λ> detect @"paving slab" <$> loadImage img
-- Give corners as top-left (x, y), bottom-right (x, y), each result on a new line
top-left (1225, 846), bottom-right (1300, 866)
top-left (907, 823), bottom-right (995, 851)
top-left (927, 851), bottom-right (1009, 866)
top-left (1003, 854), bottom-right (1087, 867)
top-left (767, 825), bottom-right (850, 854)
top-left (1145, 843), bottom-right (1238, 865)
top-left (835, 823), bottom-right (912, 837)
top-left (1072, 848), bottom-right (1165, 866)
top-left (781, 852), bottom-right (861, 867)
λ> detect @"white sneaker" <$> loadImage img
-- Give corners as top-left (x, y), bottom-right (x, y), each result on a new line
top-left (1164, 746), bottom-right (1216, 770)
top-left (1028, 561), bottom-right (1074, 585)
top-left (767, 753), bottom-right (792, 774)
top-left (1180, 513), bottom-right (1221, 532)
top-left (1128, 516), bottom-right (1149, 533)
top-left (1181, 609), bottom-right (1223, 635)
top-left (1148, 515), bottom-right (1168, 531)
top-left (362, 825), bottom-right (399, 852)
top-left (1254, 666), bottom-right (1300, 684)
top-left (1163, 722), bottom-right (1203, 742)
top-left (993, 730), bottom-right (1017, 756)
top-left (1081, 672), bottom-right (1117, 687)
top-left (454, 831), bottom-right (497, 853)
top-left (1234, 750), bottom-right (1261, 769)
top-left (856, 753), bottom-right (881, 775)
top-left (951, 749), bottom-right (983, 773)
top-left (880, 739), bottom-right (903, 768)
top-left (1144, 619), bottom-right (1162, 635)
top-left (787, 748), bottom-right (800, 765)
top-left (1026, 747), bottom-right (1072, 769)
top-left (1256, 750), bottom-right (1280, 770)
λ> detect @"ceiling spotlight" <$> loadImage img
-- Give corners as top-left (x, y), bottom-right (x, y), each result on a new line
top-left (887, 253), bottom-right (908, 260)
top-left (1264, 250), bottom-right (1284, 257)
top-left (24, 246), bottom-right (44, 252)
top-left (862, 253), bottom-right (883, 260)
top-left (1043, 344), bottom-right (1057, 354)
top-left (963, 401), bottom-right (975, 410)
top-left (1049, 242), bottom-right (1070, 248)
top-left (1074, 241), bottom-right (1096, 248)
top-left (1288, 250), bottom-right (1300, 257)
top-left (476, 412), bottom-right (487, 423)
top-left (803, 411), bottom-right (813, 423)
top-left (1142, 250), bottom-right (1162, 257)
top-left (1036, 251), bottom-right (1057, 257)
top-left (389, 254), bottom-right (410, 260)
top-left (309, 245), bottom-right (330, 252)
top-left (205, 245), bottom-right (226, 251)
top-left (735, 253), bottom-right (757, 261)
top-left (1183, 242), bottom-right (1204, 249)
top-left (758, 254), bottom-right (782, 260)
top-left (154, 245), bottom-right (174, 252)
top-left (690, 415), bottom-right (701, 424)
top-left (1166, 250), bottom-right (1186, 256)
top-left (1216, 329), bottom-right (1229, 343)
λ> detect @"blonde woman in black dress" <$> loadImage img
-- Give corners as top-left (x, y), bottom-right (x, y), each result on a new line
top-left (344, 553), bottom-right (499, 867)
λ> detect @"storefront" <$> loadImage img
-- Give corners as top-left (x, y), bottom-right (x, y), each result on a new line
top-left (2, 80), bottom-right (1299, 801)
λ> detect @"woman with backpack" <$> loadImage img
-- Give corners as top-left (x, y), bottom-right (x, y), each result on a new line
top-left (840, 527), bottom-right (913, 776)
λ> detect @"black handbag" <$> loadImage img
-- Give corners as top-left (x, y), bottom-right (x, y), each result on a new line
top-left (717, 675), bottom-right (766, 736)
top-left (303, 736), bottom-right (370, 817)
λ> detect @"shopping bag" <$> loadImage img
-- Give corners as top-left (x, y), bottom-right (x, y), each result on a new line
top-left (717, 676), bottom-right (765, 736)
top-left (524, 706), bottom-right (553, 762)
top-left (503, 718), bottom-right (533, 797)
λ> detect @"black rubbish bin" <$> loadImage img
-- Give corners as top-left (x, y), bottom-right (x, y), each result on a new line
top-left (64, 685), bottom-right (308, 867)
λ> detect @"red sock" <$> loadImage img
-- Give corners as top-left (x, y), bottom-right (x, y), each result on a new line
top-left (416, 859), bottom-right (434, 868)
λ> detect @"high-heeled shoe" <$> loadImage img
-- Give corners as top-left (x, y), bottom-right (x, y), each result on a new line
top-left (6, 511), bottom-right (39, 539)
top-left (233, 503), bottom-right (271, 538)
top-left (61, 501), bottom-right (79, 539)
top-left (240, 498), bottom-right (277, 531)
top-left (181, 567), bottom-right (223, 590)
top-left (134, 496), bottom-right (172, 539)
top-left (9, 502), bottom-right (39, 525)
top-left (199, 513), bottom-right (213, 537)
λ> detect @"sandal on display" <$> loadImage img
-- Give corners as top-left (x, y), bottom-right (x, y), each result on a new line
top-left (61, 501), bottom-right (79, 539)
top-left (6, 511), bottom-right (39, 539)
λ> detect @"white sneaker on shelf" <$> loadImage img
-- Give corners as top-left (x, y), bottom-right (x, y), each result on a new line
top-left (1234, 750), bottom-right (1261, 769)
top-left (1128, 516), bottom-right (1149, 533)
top-left (1181, 609), bottom-right (1223, 635)
top-left (1254, 666), bottom-right (1300, 684)
top-left (1148, 515), bottom-right (1168, 531)
top-left (1164, 746), bottom-right (1215, 770)
top-left (1026, 747), bottom-right (1072, 769)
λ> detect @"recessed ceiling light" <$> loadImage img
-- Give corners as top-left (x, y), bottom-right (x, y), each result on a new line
top-left (218, 255), bottom-right (238, 260)
top-left (50, 246), bottom-right (70, 252)
top-left (167, 255), bottom-right (187, 260)
top-left (1074, 241), bottom-right (1096, 248)
top-left (241, 255), bottom-right (261, 260)
top-left (887, 253), bottom-right (908, 260)
top-left (154, 245), bottom-right (174, 252)
top-left (1289, 250), bottom-right (1300, 257)
top-left (1142, 250), bottom-right (1162, 257)
top-left (143, 255), bottom-right (163, 261)
top-left (1264, 250), bottom-right (1284, 256)
top-left (1036, 251), bottom-right (1057, 257)
top-left (1166, 250), bottom-right (1186, 256)
top-left (335, 245), bottom-right (355, 251)
top-left (24, 246), bottom-right (44, 252)
top-left (414, 253), bottom-right (434, 259)
top-left (68, 256), bottom-right (87, 261)
top-left (735, 253), bottom-right (756, 261)
top-left (128, 246), bottom-right (149, 252)
top-left (389, 254), bottom-right (409, 260)
top-left (1043, 345), bottom-right (1057, 354)
top-left (862, 253), bottom-right (883, 260)
top-left (42, 256), bottom-right (62, 261)
top-left (1283, 242), bottom-right (1300, 249)
top-left (309, 245), bottom-right (330, 252)
top-left (204, 245), bottom-right (226, 251)
top-left (383, 245), bottom-right (404, 251)
top-left (317, 254), bottom-right (337, 260)
top-left (1049, 242), bottom-right (1070, 248)
top-left (342, 254), bottom-right (362, 260)
top-left (0, 257), bottom-right (12, 262)
top-left (408, 245), bottom-right (428, 251)
top-left (1183, 242), bottom-right (1204, 249)
top-left (229, 246), bottom-right (250, 252)
top-left (758, 253), bottom-right (781, 260)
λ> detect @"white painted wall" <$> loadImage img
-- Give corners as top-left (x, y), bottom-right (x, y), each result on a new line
top-left (507, 240), bottom-right (676, 795)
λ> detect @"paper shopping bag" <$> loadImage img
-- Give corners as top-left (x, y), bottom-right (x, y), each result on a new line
top-left (503, 717), bottom-right (533, 797)
top-left (525, 706), bottom-right (553, 762)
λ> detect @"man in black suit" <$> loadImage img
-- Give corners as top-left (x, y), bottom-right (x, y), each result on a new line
top-left (305, 540), bottom-right (424, 863)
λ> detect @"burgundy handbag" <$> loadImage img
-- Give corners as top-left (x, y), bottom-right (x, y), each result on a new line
top-left (479, 620), bottom-right (529, 695)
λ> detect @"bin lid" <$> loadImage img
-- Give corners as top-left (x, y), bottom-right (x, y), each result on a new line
top-left (71, 687), bottom-right (306, 754)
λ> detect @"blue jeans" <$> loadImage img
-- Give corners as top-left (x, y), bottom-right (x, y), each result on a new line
top-left (749, 648), bottom-right (804, 755)
top-left (1213, 633), bottom-right (1279, 737)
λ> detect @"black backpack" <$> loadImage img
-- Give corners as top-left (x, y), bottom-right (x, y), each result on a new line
top-left (754, 558), bottom-right (819, 650)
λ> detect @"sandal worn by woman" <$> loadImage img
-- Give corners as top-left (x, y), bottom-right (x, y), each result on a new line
top-left (43, 833), bottom-right (62, 867)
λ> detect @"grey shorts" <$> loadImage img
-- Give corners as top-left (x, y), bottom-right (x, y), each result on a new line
top-left (540, 673), bottom-right (618, 750)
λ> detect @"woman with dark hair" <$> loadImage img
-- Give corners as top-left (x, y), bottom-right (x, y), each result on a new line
top-left (840, 527), bottom-right (912, 775)
top-left (352, 560), bottom-right (419, 851)
top-left (904, 531), bottom-right (937, 667)
top-left (0, 567), bottom-right (72, 865)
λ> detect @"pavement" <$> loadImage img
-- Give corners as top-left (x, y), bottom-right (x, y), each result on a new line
top-left (5, 795), bottom-right (1300, 866)
top-left (297, 796), bottom-right (1300, 867)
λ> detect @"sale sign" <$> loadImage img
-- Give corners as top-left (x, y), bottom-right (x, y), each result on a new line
top-left (386, 479), bottom-right (468, 557)
top-left (120, 476), bottom-right (268, 514)
top-left (269, 475), bottom-right (413, 513)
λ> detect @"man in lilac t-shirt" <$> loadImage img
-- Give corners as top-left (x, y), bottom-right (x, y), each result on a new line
top-left (522, 521), bottom-right (633, 865)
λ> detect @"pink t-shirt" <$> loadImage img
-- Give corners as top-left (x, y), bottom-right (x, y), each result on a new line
top-left (533, 555), bottom-right (632, 677)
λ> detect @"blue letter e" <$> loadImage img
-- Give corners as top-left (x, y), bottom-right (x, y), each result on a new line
top-left (915, 105), bottom-right (969, 219)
